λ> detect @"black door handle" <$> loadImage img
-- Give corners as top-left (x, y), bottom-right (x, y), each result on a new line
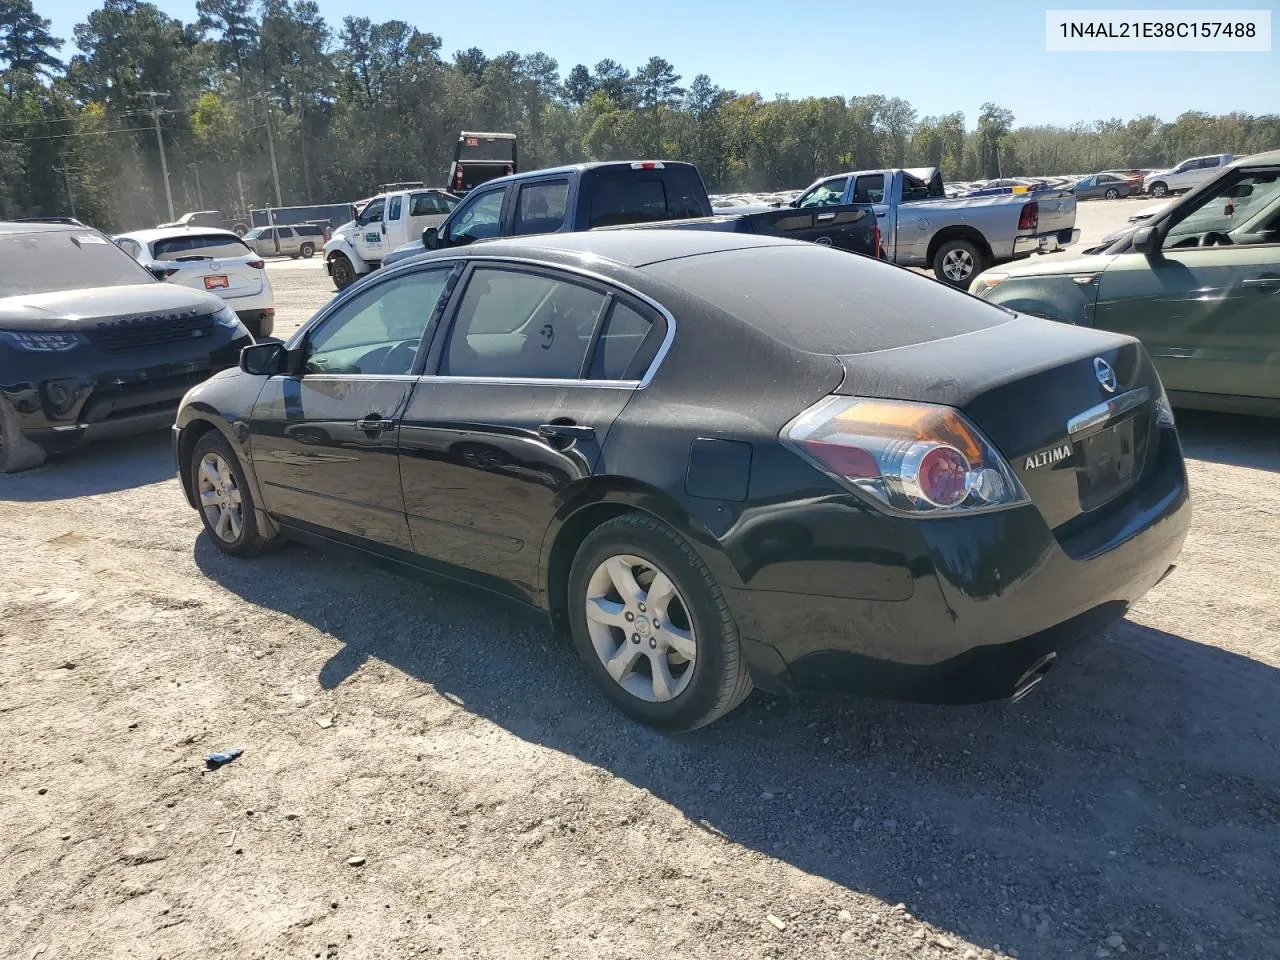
top-left (538, 423), bottom-right (595, 441)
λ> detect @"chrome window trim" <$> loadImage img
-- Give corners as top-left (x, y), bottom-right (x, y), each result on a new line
top-left (369, 253), bottom-right (678, 389)
top-left (1066, 386), bottom-right (1151, 438)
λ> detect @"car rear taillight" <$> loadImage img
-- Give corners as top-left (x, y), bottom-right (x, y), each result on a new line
top-left (247, 259), bottom-right (265, 269)
top-left (872, 222), bottom-right (882, 259)
top-left (782, 396), bottom-right (1029, 517)
top-left (454, 164), bottom-right (464, 191)
top-left (1017, 202), bottom-right (1038, 231)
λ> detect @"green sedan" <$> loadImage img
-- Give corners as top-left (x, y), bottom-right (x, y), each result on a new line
top-left (971, 150), bottom-right (1280, 418)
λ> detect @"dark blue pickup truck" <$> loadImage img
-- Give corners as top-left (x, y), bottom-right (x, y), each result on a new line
top-left (381, 161), bottom-right (880, 272)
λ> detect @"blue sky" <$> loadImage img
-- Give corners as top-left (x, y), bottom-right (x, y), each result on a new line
top-left (40, 0), bottom-right (1279, 128)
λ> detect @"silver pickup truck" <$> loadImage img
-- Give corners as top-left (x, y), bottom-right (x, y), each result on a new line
top-left (789, 167), bottom-right (1079, 286)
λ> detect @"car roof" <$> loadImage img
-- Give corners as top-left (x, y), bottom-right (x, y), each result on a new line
top-left (115, 226), bottom-right (244, 242)
top-left (0, 220), bottom-right (89, 236)
top-left (1232, 149), bottom-right (1280, 167)
top-left (464, 161), bottom-right (700, 192)
top-left (422, 229), bottom-right (795, 269)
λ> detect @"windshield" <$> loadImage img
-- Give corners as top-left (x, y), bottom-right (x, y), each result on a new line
top-left (1, 230), bottom-right (154, 297)
top-left (456, 134), bottom-right (516, 163)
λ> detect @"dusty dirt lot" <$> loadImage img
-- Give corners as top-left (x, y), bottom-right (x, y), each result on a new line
top-left (3, 198), bottom-right (1278, 960)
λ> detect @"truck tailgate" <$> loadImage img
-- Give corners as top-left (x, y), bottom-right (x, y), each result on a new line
top-left (1034, 189), bottom-right (1077, 235)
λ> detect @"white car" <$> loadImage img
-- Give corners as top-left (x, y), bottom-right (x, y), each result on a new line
top-left (1143, 154), bottom-right (1235, 198)
top-left (113, 227), bottom-right (275, 338)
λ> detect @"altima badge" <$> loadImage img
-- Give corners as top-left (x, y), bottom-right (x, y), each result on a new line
top-left (1024, 442), bottom-right (1072, 471)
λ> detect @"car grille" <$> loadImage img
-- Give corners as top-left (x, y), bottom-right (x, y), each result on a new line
top-left (86, 313), bottom-right (217, 353)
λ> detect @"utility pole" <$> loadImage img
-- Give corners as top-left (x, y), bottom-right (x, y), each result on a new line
top-left (257, 94), bottom-right (283, 209)
top-left (55, 155), bottom-right (76, 218)
top-left (140, 90), bottom-right (175, 221)
top-left (189, 162), bottom-right (204, 209)
top-left (236, 170), bottom-right (248, 219)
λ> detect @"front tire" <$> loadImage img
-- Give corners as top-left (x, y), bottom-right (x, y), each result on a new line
top-left (191, 430), bottom-right (275, 558)
top-left (933, 238), bottom-right (987, 288)
top-left (1149, 181), bottom-right (1169, 198)
top-left (0, 398), bottom-right (47, 473)
top-left (299, 242), bottom-right (316, 259)
top-left (1104, 187), bottom-right (1119, 200)
top-left (567, 514), bottom-right (753, 731)
top-left (330, 254), bottom-right (356, 291)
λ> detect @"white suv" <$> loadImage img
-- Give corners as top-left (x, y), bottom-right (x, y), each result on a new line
top-left (114, 228), bottom-right (276, 337)
top-left (1144, 154), bottom-right (1235, 198)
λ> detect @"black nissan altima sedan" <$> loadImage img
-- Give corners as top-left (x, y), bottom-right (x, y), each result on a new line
top-left (174, 230), bottom-right (1190, 730)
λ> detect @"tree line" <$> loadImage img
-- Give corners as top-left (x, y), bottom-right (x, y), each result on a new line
top-left (2, 0), bottom-right (1278, 231)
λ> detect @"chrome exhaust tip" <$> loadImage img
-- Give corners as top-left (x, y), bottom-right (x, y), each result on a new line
top-left (1010, 651), bottom-right (1058, 704)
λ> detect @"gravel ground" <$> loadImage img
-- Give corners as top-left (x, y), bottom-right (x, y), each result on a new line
top-left (3, 197), bottom-right (1278, 960)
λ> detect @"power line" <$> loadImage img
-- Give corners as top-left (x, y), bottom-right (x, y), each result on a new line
top-left (0, 126), bottom-right (157, 144)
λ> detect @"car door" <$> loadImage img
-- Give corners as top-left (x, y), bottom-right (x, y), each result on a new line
top-left (747, 175), bottom-right (874, 252)
top-left (352, 197), bottom-right (387, 263)
top-left (248, 264), bottom-right (459, 550)
top-left (276, 226), bottom-right (297, 256)
top-left (1094, 166), bottom-right (1280, 403)
top-left (398, 262), bottom-right (668, 600)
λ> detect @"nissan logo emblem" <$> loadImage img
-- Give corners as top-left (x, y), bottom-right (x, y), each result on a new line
top-left (1094, 357), bottom-right (1118, 393)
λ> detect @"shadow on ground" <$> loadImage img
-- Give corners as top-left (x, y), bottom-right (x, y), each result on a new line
top-left (1175, 409), bottom-right (1278, 472)
top-left (196, 535), bottom-right (1280, 960)
top-left (0, 430), bottom-right (173, 500)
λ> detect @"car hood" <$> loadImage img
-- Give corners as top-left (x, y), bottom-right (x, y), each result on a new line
top-left (0, 283), bottom-right (224, 331)
top-left (989, 253), bottom-right (1119, 280)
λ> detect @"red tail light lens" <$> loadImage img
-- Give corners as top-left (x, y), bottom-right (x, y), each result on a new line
top-left (872, 222), bottom-right (882, 259)
top-left (247, 259), bottom-right (265, 269)
top-left (782, 397), bottom-right (1029, 516)
top-left (454, 164), bottom-right (464, 191)
top-left (1017, 202), bottom-right (1039, 231)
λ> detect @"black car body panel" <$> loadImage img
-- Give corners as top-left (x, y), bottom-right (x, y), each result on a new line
top-left (175, 232), bottom-right (1190, 704)
top-left (1, 227), bottom-right (253, 457)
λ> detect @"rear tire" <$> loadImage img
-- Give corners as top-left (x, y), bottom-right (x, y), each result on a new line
top-left (1149, 181), bottom-right (1169, 198)
top-left (0, 397), bottom-right (47, 473)
top-left (330, 254), bottom-right (356, 291)
top-left (932, 238), bottom-right (987, 288)
top-left (300, 242), bottom-right (315, 259)
top-left (191, 430), bottom-right (275, 558)
top-left (567, 514), bottom-right (753, 731)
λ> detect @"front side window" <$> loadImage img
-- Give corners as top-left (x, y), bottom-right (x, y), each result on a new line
top-left (447, 189), bottom-right (504, 244)
top-left (152, 233), bottom-right (250, 261)
top-left (388, 196), bottom-right (403, 221)
top-left (797, 177), bottom-right (849, 208)
top-left (514, 180), bottom-right (570, 236)
top-left (440, 268), bottom-right (607, 379)
top-left (1163, 171), bottom-right (1280, 249)
top-left (305, 268), bottom-right (452, 376)
top-left (356, 198), bottom-right (385, 226)
top-left (1, 230), bottom-right (154, 296)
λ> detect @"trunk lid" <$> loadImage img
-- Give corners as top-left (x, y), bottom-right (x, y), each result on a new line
top-left (835, 315), bottom-right (1162, 531)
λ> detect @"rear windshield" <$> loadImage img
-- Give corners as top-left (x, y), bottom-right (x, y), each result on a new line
top-left (0, 230), bottom-right (154, 297)
top-left (587, 169), bottom-right (709, 229)
top-left (456, 134), bottom-right (516, 163)
top-left (152, 234), bottom-right (250, 261)
top-left (646, 244), bottom-right (1013, 355)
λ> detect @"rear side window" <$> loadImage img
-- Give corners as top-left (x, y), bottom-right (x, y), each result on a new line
top-left (588, 300), bottom-right (665, 381)
top-left (278, 227), bottom-right (295, 239)
top-left (853, 175), bottom-right (885, 203)
top-left (152, 234), bottom-right (250, 261)
top-left (410, 193), bottom-right (448, 216)
top-left (514, 180), bottom-right (569, 235)
top-left (441, 268), bottom-right (607, 379)
top-left (587, 169), bottom-right (708, 229)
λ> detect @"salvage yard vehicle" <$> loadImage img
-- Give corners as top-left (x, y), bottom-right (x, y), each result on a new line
top-left (244, 223), bottom-right (325, 259)
top-left (174, 230), bottom-right (1189, 730)
top-left (159, 209), bottom-right (251, 236)
top-left (382, 161), bottom-right (880, 270)
top-left (1143, 154), bottom-right (1235, 198)
top-left (1075, 172), bottom-right (1142, 200)
top-left (0, 221), bottom-right (252, 473)
top-left (788, 167), bottom-right (1079, 287)
top-left (114, 227), bottom-right (276, 338)
top-left (323, 186), bottom-right (460, 290)
top-left (448, 130), bottom-right (518, 195)
top-left (971, 150), bottom-right (1280, 418)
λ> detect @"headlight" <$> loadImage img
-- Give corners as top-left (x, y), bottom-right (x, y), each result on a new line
top-left (211, 305), bottom-right (243, 330)
top-left (0, 330), bottom-right (87, 352)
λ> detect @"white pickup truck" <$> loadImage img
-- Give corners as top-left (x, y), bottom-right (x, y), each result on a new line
top-left (322, 185), bottom-right (461, 290)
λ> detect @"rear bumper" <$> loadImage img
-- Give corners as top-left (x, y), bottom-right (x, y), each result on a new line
top-left (724, 426), bottom-right (1190, 702)
top-left (1013, 228), bottom-right (1080, 258)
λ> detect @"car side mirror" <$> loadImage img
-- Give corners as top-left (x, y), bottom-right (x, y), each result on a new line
top-left (1130, 226), bottom-right (1161, 256)
top-left (149, 266), bottom-right (170, 281)
top-left (240, 341), bottom-right (286, 376)
top-left (423, 226), bottom-right (440, 249)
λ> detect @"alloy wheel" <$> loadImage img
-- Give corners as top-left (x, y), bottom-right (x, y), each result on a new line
top-left (197, 452), bottom-right (244, 543)
top-left (584, 554), bottom-right (697, 703)
top-left (942, 247), bottom-right (974, 282)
